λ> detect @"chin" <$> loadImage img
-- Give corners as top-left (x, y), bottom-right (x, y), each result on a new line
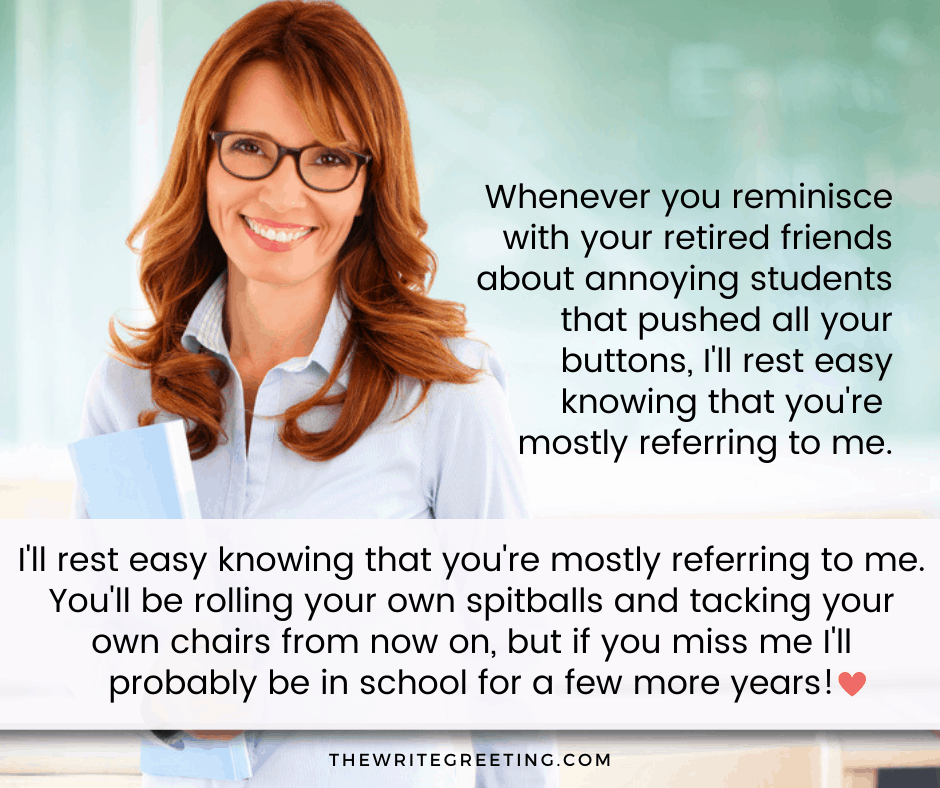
top-left (229, 257), bottom-right (331, 289)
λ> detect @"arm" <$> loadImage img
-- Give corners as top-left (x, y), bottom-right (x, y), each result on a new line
top-left (423, 342), bottom-right (530, 519)
top-left (424, 347), bottom-right (555, 781)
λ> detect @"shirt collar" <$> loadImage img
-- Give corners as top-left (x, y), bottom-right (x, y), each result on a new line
top-left (181, 273), bottom-right (228, 357)
top-left (181, 273), bottom-right (352, 389)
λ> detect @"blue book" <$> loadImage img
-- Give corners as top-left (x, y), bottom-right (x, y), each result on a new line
top-left (68, 420), bottom-right (202, 518)
top-left (140, 733), bottom-right (254, 781)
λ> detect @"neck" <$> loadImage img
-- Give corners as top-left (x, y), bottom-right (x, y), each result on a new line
top-left (223, 265), bottom-right (334, 374)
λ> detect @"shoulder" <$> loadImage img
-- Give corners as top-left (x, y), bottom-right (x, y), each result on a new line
top-left (78, 354), bottom-right (154, 437)
top-left (445, 336), bottom-right (508, 389)
top-left (420, 336), bottom-right (530, 518)
top-left (424, 336), bottom-right (511, 422)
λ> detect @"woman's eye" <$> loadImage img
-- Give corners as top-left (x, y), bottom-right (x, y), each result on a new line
top-left (314, 149), bottom-right (352, 167)
top-left (229, 138), bottom-right (267, 156)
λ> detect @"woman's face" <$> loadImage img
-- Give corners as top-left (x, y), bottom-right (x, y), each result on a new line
top-left (206, 61), bottom-right (366, 290)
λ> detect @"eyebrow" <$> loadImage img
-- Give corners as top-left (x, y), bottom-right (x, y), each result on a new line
top-left (225, 128), bottom-right (358, 149)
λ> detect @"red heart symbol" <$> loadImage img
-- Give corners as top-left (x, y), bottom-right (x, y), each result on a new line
top-left (839, 672), bottom-right (866, 696)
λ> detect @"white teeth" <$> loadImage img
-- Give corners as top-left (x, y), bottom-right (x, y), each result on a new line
top-left (245, 216), bottom-right (311, 243)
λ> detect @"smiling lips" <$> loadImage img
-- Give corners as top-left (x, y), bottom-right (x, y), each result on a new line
top-left (242, 214), bottom-right (314, 250)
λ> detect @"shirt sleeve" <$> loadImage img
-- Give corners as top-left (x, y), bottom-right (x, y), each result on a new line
top-left (422, 342), bottom-right (530, 519)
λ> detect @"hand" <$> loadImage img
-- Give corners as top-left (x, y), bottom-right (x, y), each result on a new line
top-left (185, 730), bottom-right (244, 741)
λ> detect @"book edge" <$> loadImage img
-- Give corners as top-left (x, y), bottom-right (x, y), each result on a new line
top-left (165, 420), bottom-right (203, 520)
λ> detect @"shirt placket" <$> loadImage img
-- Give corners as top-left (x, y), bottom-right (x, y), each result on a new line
top-left (221, 364), bottom-right (249, 518)
top-left (244, 368), bottom-right (281, 517)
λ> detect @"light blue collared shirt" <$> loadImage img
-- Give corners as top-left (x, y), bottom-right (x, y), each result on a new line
top-left (72, 274), bottom-right (529, 519)
top-left (74, 277), bottom-right (554, 787)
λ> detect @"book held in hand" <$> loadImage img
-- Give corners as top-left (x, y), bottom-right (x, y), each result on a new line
top-left (68, 420), bottom-right (202, 518)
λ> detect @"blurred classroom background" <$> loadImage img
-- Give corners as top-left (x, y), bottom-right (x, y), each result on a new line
top-left (1, 5), bottom-right (939, 783)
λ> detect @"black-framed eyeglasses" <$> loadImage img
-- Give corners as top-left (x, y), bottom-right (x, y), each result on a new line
top-left (209, 131), bottom-right (372, 193)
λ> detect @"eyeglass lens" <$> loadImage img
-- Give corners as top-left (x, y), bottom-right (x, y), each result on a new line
top-left (218, 134), bottom-right (361, 191)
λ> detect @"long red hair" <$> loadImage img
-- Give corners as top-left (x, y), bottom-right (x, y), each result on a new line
top-left (114, 0), bottom-right (476, 460)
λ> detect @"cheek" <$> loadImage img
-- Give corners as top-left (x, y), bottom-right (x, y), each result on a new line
top-left (324, 210), bottom-right (360, 246)
top-left (319, 173), bottom-right (365, 225)
top-left (334, 188), bottom-right (366, 230)
top-left (316, 196), bottom-right (362, 237)
top-left (205, 167), bottom-right (226, 232)
top-left (206, 169), bottom-right (247, 236)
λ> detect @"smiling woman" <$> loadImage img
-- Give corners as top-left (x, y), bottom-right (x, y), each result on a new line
top-left (71, 0), bottom-right (530, 519)
top-left (206, 63), bottom-right (367, 289)
top-left (205, 60), bottom-right (370, 438)
top-left (71, 0), bottom-right (551, 785)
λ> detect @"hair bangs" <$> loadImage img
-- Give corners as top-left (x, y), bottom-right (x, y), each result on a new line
top-left (282, 58), bottom-right (357, 151)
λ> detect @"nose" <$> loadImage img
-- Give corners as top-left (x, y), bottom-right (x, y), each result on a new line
top-left (258, 153), bottom-right (309, 212)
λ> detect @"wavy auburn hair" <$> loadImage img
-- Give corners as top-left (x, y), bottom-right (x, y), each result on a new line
top-left (115, 0), bottom-right (476, 460)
